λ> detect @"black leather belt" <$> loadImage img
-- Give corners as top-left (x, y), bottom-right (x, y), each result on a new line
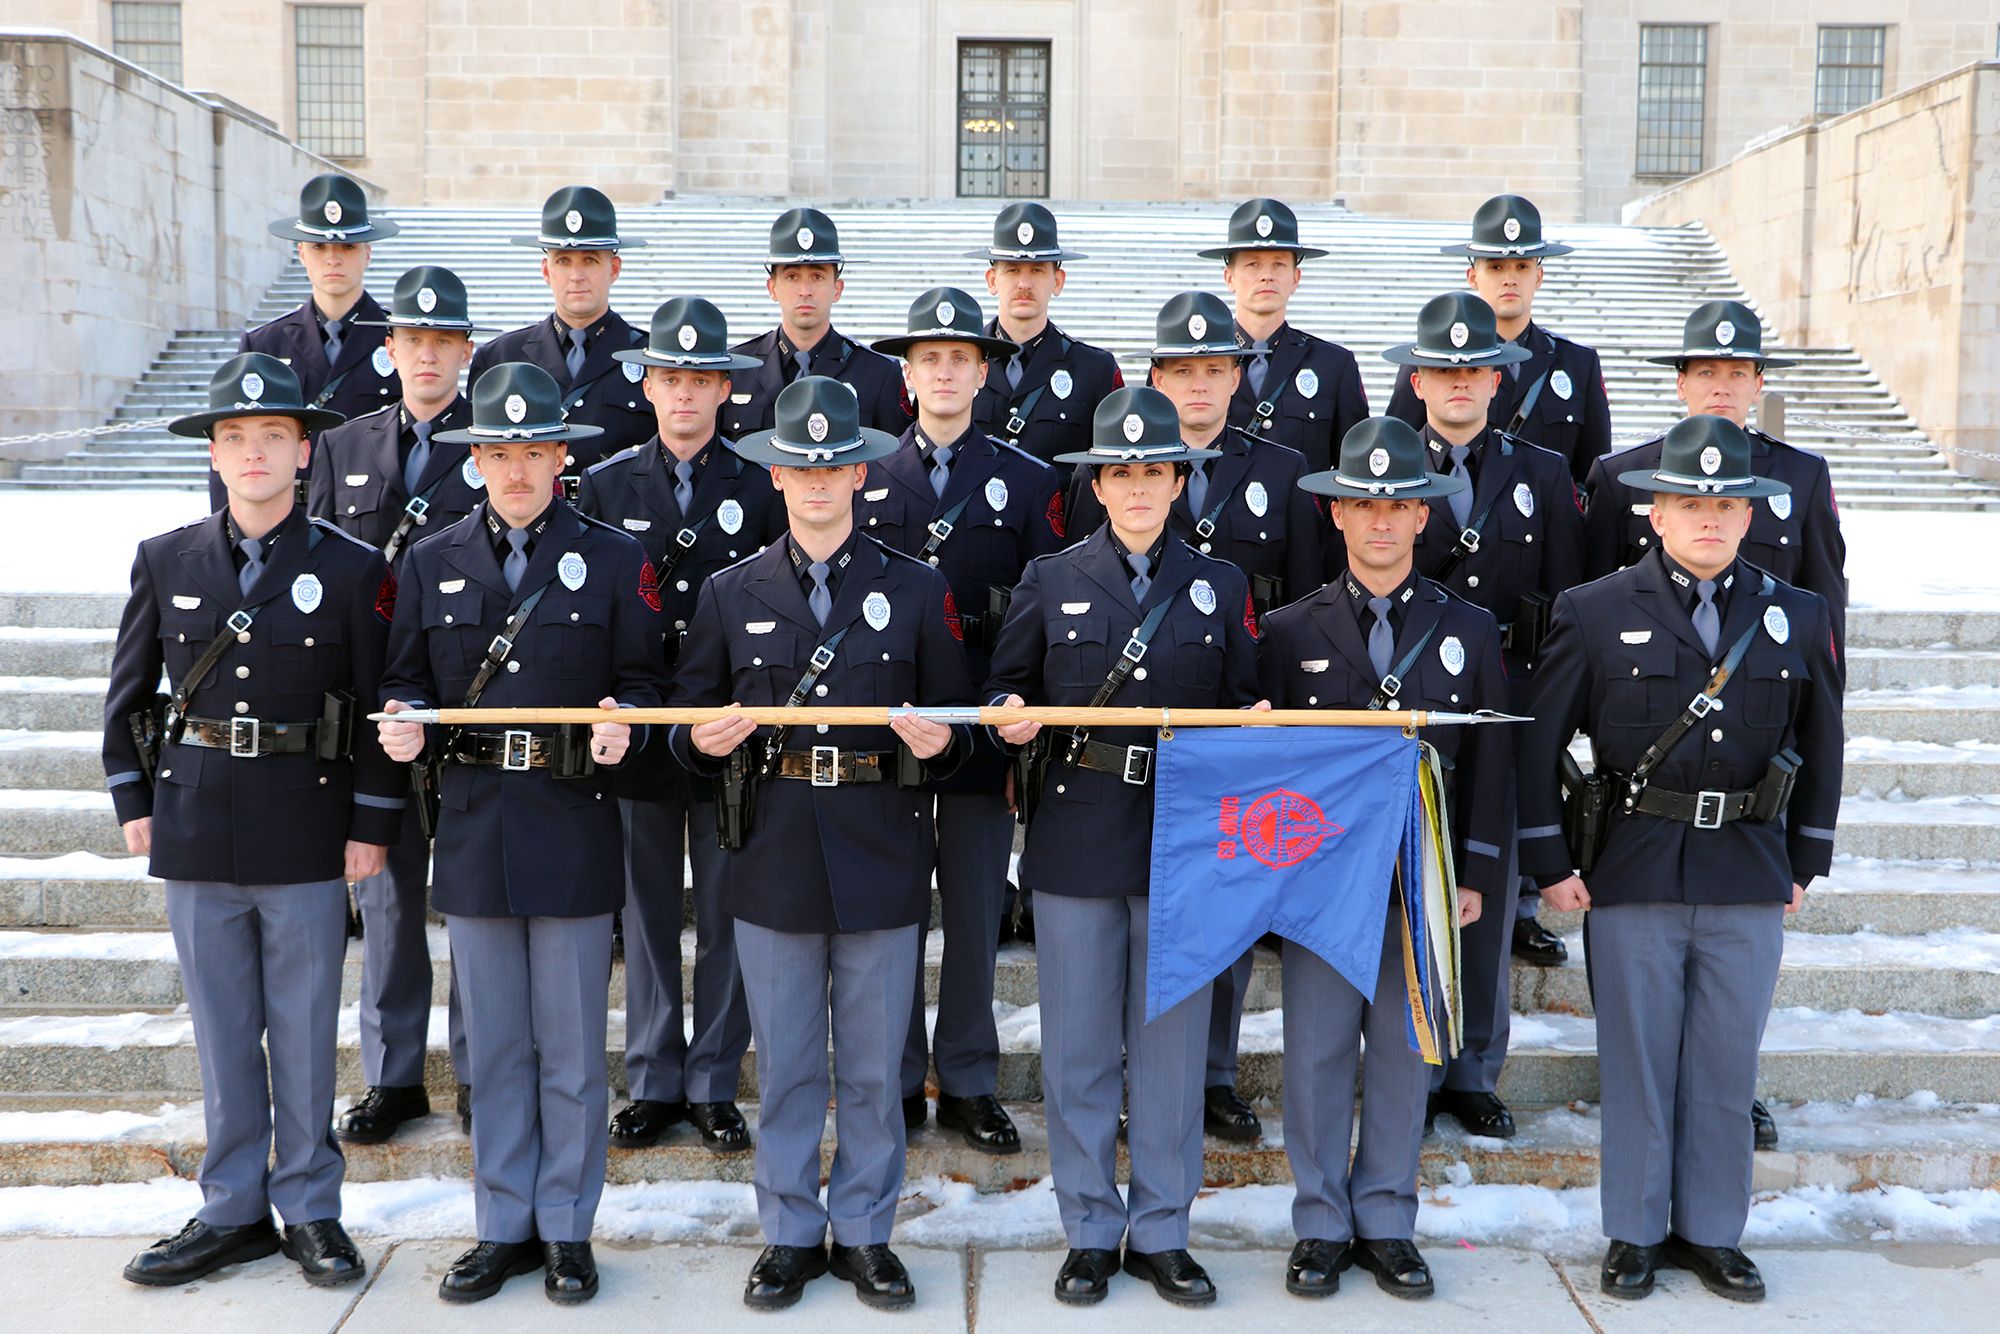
top-left (1628, 784), bottom-right (1759, 829)
top-left (179, 716), bottom-right (319, 757)
top-left (451, 730), bottom-right (562, 771)
top-left (1071, 738), bottom-right (1153, 786)
top-left (771, 747), bottom-right (891, 786)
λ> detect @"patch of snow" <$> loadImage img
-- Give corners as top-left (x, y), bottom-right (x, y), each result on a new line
top-left (1841, 793), bottom-right (2000, 825)
top-left (1554, 927), bottom-right (2000, 972)
top-left (0, 677), bottom-right (106, 694)
top-left (0, 852), bottom-right (154, 882)
top-left (0, 1011), bottom-right (191, 1048)
top-left (0, 790), bottom-right (113, 812)
top-left (0, 730), bottom-right (98, 752)
top-left (1846, 511), bottom-right (2000, 613)
top-left (0, 931), bottom-right (177, 961)
top-left (0, 492), bottom-right (208, 594)
top-left (0, 1104), bottom-right (185, 1144)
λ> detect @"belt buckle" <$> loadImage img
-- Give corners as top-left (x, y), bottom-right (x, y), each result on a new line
top-left (228, 716), bottom-right (261, 758)
top-left (404, 495), bottom-right (430, 522)
top-left (502, 730), bottom-right (533, 772)
top-left (488, 632), bottom-right (514, 660)
top-left (810, 745), bottom-right (839, 787)
top-left (1693, 789), bottom-right (1726, 829)
top-left (1121, 745), bottom-right (1153, 785)
top-left (927, 517), bottom-right (955, 544)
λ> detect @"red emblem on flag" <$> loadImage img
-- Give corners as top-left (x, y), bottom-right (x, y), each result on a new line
top-left (1046, 492), bottom-right (1066, 540)
top-left (942, 586), bottom-right (963, 641)
top-left (1227, 789), bottom-right (1344, 869)
top-left (637, 558), bottom-right (663, 612)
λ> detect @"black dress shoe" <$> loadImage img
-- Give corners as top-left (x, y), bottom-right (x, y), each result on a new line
top-left (544, 1241), bottom-right (598, 1304)
top-left (936, 1093), bottom-right (1021, 1154)
top-left (1123, 1248), bottom-right (1217, 1306)
top-left (1512, 916), bottom-right (1569, 966)
top-left (1752, 1099), bottom-right (1779, 1150)
top-left (1431, 1089), bottom-right (1516, 1139)
top-left (903, 1092), bottom-right (929, 1130)
top-left (743, 1243), bottom-right (829, 1310)
top-left (1663, 1234), bottom-right (1766, 1302)
top-left (608, 1098), bottom-right (688, 1148)
top-left (1342, 1237), bottom-right (1434, 1299)
top-left (438, 1239), bottom-right (544, 1303)
top-left (335, 1085), bottom-right (430, 1145)
top-left (1054, 1247), bottom-right (1120, 1305)
top-left (1203, 1084), bottom-right (1262, 1142)
top-left (281, 1219), bottom-right (364, 1287)
top-left (456, 1083), bottom-right (472, 1134)
top-left (1286, 1238), bottom-right (1341, 1296)
top-left (1600, 1239), bottom-right (1661, 1299)
top-left (689, 1100), bottom-right (751, 1152)
top-left (123, 1216), bottom-right (281, 1286)
top-left (829, 1243), bottom-right (915, 1310)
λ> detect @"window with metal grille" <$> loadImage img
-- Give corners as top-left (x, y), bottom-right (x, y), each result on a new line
top-left (111, 2), bottom-right (183, 85)
top-left (1636, 24), bottom-right (1708, 178)
top-left (958, 41), bottom-right (1050, 199)
top-left (1816, 26), bottom-right (1886, 118)
top-left (295, 5), bottom-right (366, 158)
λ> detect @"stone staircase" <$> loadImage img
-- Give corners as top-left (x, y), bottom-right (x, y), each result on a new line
top-left (11, 200), bottom-right (1992, 509)
top-left (1, 591), bottom-right (1997, 1194)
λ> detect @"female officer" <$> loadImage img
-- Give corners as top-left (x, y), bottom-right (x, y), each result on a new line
top-left (984, 386), bottom-right (1262, 1308)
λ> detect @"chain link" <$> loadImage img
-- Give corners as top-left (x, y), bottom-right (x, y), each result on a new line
top-left (0, 417), bottom-right (178, 451)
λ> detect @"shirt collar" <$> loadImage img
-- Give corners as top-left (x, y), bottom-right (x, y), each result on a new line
top-left (1660, 552), bottom-right (1738, 607)
top-left (661, 436), bottom-right (718, 472)
top-left (486, 502), bottom-right (555, 552)
top-left (226, 504), bottom-right (304, 553)
top-left (913, 421), bottom-right (974, 463)
top-left (786, 528), bottom-right (860, 584)
top-left (1106, 527), bottom-right (1168, 567)
top-left (1342, 568), bottom-right (1420, 616)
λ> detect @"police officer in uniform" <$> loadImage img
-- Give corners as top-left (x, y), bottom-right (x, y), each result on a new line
top-left (721, 208), bottom-right (912, 439)
top-left (108, 353), bottom-right (400, 1288)
top-left (1261, 417), bottom-right (1510, 1301)
top-left (1519, 415), bottom-right (1843, 1304)
top-left (224, 175), bottom-right (402, 509)
top-left (987, 387), bottom-right (1262, 1308)
top-left (669, 376), bottom-right (975, 1312)
top-left (575, 298), bottom-right (783, 1154)
top-left (309, 264), bottom-right (488, 1145)
top-left (964, 202), bottom-right (1124, 478)
top-left (1197, 198), bottom-right (1369, 475)
top-left (1388, 195), bottom-right (1611, 486)
top-left (1068, 291), bottom-right (1319, 1144)
top-left (470, 186), bottom-right (652, 476)
top-left (1380, 291), bottom-right (1584, 1139)
top-left (379, 363), bottom-right (665, 1305)
top-left (863, 287), bottom-right (1063, 1154)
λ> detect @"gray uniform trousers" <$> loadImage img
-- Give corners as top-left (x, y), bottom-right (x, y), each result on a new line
top-left (1204, 948), bottom-right (1256, 1089)
top-left (619, 790), bottom-right (750, 1104)
top-left (446, 912), bottom-right (614, 1243)
top-left (165, 878), bottom-right (348, 1227)
top-left (901, 790), bottom-right (1013, 1100)
top-left (1433, 827), bottom-right (1520, 1094)
top-left (1586, 900), bottom-right (1785, 1248)
top-left (353, 815), bottom-right (467, 1087)
top-left (737, 920), bottom-right (919, 1247)
top-left (1037, 892), bottom-right (1210, 1253)
top-left (1282, 896), bottom-right (1430, 1243)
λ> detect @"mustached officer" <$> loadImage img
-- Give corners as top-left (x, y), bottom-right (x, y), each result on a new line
top-left (378, 362), bottom-right (666, 1305)
top-left (107, 352), bottom-right (401, 1288)
top-left (470, 187), bottom-right (653, 479)
top-left (1261, 417), bottom-right (1510, 1302)
top-left (576, 298), bottom-right (785, 1155)
top-left (1519, 415), bottom-right (1842, 1305)
top-left (721, 208), bottom-right (912, 439)
top-left (1197, 198), bottom-right (1368, 475)
top-left (1388, 195), bottom-right (1612, 485)
top-left (669, 376), bottom-right (975, 1313)
top-left (965, 203), bottom-right (1124, 479)
top-left (986, 387), bottom-right (1263, 1309)
top-left (863, 287), bottom-right (1064, 1155)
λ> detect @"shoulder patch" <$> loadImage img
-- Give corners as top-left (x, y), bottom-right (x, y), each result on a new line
top-left (942, 586), bottom-right (963, 642)
top-left (373, 569), bottom-right (398, 623)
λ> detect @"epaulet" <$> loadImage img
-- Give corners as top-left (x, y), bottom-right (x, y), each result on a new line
top-left (338, 401), bottom-right (399, 430)
top-left (574, 510), bottom-right (631, 540)
top-left (1604, 432), bottom-right (1665, 459)
top-left (713, 544), bottom-right (766, 577)
top-left (862, 531), bottom-right (932, 571)
top-left (307, 517), bottom-right (376, 553)
top-left (584, 442), bottom-right (646, 476)
top-left (983, 434), bottom-right (1050, 469)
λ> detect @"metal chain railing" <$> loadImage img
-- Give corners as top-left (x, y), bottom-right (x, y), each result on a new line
top-left (0, 417), bottom-right (178, 456)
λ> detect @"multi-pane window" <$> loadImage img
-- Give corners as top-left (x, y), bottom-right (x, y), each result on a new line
top-left (1636, 24), bottom-right (1708, 178)
top-left (1816, 26), bottom-right (1887, 118)
top-left (958, 41), bottom-right (1051, 199)
top-left (111, 2), bottom-right (183, 85)
top-left (295, 6), bottom-right (366, 158)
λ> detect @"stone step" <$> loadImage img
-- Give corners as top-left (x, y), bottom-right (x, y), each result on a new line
top-left (0, 791), bottom-right (122, 856)
top-left (0, 629), bottom-right (114, 678)
top-left (0, 731), bottom-right (102, 790)
top-left (1844, 742), bottom-right (2000, 799)
top-left (1841, 694), bottom-right (2000, 744)
top-left (0, 679), bottom-right (103, 731)
top-left (1836, 794), bottom-right (2000, 860)
top-left (0, 595), bottom-right (125, 631)
top-left (1848, 610), bottom-right (2000, 650)
top-left (1845, 648), bottom-right (2000, 692)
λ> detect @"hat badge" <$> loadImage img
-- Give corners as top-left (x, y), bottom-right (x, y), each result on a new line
top-left (1188, 313), bottom-right (1208, 341)
top-left (323, 199), bottom-right (342, 225)
top-left (1449, 321), bottom-right (1470, 349)
top-left (416, 286), bottom-right (437, 313)
top-left (676, 323), bottom-right (698, 351)
top-left (1122, 413), bottom-right (1145, 443)
top-left (1255, 213), bottom-right (1274, 238)
top-left (1368, 447), bottom-right (1391, 477)
top-left (504, 393), bottom-right (527, 424)
top-left (806, 412), bottom-right (829, 443)
top-left (1017, 221), bottom-right (1034, 245)
top-left (935, 300), bottom-right (956, 327)
top-left (1699, 445), bottom-right (1722, 476)
top-left (796, 226), bottom-right (814, 252)
top-left (240, 372), bottom-right (265, 402)
top-left (1502, 216), bottom-right (1521, 242)
top-left (564, 209), bottom-right (583, 235)
top-left (1715, 320), bottom-right (1736, 346)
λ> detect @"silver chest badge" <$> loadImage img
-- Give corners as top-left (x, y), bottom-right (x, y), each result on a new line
top-left (463, 456), bottom-right (485, 489)
top-left (1440, 635), bottom-right (1465, 676)
top-left (1514, 482), bottom-right (1535, 518)
top-left (863, 590), bottom-right (892, 631)
top-left (1050, 369), bottom-right (1073, 400)
top-left (1295, 368), bottom-right (1319, 399)
top-left (558, 551), bottom-right (588, 591)
top-left (291, 573), bottom-right (323, 614)
top-left (373, 346), bottom-right (395, 377)
top-left (1764, 605), bottom-right (1789, 644)
top-left (1245, 480), bottom-right (1269, 517)
top-left (623, 361), bottom-right (645, 383)
top-left (1190, 579), bottom-right (1217, 615)
top-left (1769, 494), bottom-right (1792, 520)
top-left (1551, 369), bottom-right (1573, 400)
top-left (985, 477), bottom-right (1009, 511)
top-left (718, 499), bottom-right (744, 534)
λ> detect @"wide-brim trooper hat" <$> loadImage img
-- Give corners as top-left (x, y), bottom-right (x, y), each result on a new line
top-left (765, 207), bottom-right (853, 267)
top-left (613, 297), bottom-right (763, 372)
top-left (1645, 300), bottom-right (1797, 369)
top-left (1440, 194), bottom-right (1575, 259)
top-left (351, 265), bottom-right (498, 334)
top-left (872, 287), bottom-right (1018, 360)
top-left (962, 202), bottom-right (1088, 263)
top-left (1618, 414), bottom-right (1790, 499)
top-left (1299, 417), bottom-right (1466, 501)
top-left (731, 376), bottom-right (901, 468)
top-left (433, 362), bottom-right (606, 446)
top-left (1382, 291), bottom-right (1535, 368)
top-left (1196, 197), bottom-right (1330, 261)
top-left (168, 353), bottom-right (347, 438)
top-left (1151, 291), bottom-right (1250, 360)
top-left (509, 185), bottom-right (647, 250)
top-left (267, 173), bottom-right (399, 244)
top-left (1054, 386), bottom-right (1223, 467)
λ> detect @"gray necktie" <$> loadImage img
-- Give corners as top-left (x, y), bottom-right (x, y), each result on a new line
top-left (1186, 461), bottom-right (1210, 516)
top-left (565, 327), bottom-right (587, 381)
top-left (807, 560), bottom-right (832, 626)
top-left (1693, 579), bottom-right (1720, 657)
top-left (323, 318), bottom-right (343, 368)
top-left (1127, 552), bottom-right (1152, 603)
top-left (237, 537), bottom-right (264, 596)
top-left (1247, 343), bottom-right (1271, 397)
top-left (1447, 444), bottom-right (1474, 529)
top-left (503, 527), bottom-right (530, 593)
top-left (929, 445), bottom-right (953, 499)
top-left (791, 349), bottom-right (811, 382)
top-left (1367, 596), bottom-right (1395, 680)
top-left (673, 459), bottom-right (695, 513)
top-left (403, 418), bottom-right (433, 494)
top-left (1005, 354), bottom-right (1024, 393)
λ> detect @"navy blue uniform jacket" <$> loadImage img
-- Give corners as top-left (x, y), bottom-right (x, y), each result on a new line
top-left (1387, 321), bottom-right (1612, 484)
top-left (306, 396), bottom-right (485, 562)
top-left (969, 320), bottom-right (1124, 475)
top-left (1224, 322), bottom-right (1370, 475)
top-left (468, 309), bottom-right (653, 470)
top-left (720, 326), bottom-right (912, 441)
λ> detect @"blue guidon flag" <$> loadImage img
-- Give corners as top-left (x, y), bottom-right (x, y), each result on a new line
top-left (1145, 727), bottom-right (1462, 1062)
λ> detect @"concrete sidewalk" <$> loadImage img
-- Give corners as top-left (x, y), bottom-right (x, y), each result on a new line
top-left (7, 1239), bottom-right (1997, 1332)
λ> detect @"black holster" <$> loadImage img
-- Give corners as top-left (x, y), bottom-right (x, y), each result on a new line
top-left (316, 690), bottom-right (356, 762)
top-left (982, 585), bottom-right (1014, 655)
top-left (412, 758), bottom-right (442, 840)
top-left (716, 744), bottom-right (760, 849)
top-left (128, 692), bottom-right (168, 782)
top-left (1503, 590), bottom-right (1553, 658)
top-left (1251, 572), bottom-right (1285, 620)
top-left (546, 724), bottom-right (600, 780)
top-left (1560, 747), bottom-right (1612, 875)
top-left (894, 743), bottom-right (924, 789)
top-left (1013, 732), bottom-right (1053, 827)
top-left (1751, 748), bottom-right (1803, 823)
